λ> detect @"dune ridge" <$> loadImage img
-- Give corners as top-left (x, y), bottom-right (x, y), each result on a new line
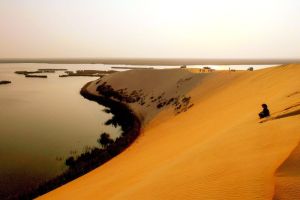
top-left (39, 65), bottom-right (300, 200)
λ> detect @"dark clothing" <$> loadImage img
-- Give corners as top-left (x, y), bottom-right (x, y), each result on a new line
top-left (259, 108), bottom-right (270, 119)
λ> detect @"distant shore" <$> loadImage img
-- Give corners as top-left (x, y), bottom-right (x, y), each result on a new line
top-left (0, 58), bottom-right (294, 65)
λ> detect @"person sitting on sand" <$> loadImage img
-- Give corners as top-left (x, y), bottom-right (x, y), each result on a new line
top-left (259, 104), bottom-right (270, 119)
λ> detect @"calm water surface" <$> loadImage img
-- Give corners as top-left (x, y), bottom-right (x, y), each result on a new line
top-left (0, 64), bottom-right (121, 199)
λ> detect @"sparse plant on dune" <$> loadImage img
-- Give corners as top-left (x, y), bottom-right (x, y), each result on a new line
top-left (103, 108), bottom-right (111, 113)
top-left (97, 132), bottom-right (114, 148)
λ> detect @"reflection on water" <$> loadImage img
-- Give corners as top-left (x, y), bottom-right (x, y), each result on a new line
top-left (0, 64), bottom-right (121, 199)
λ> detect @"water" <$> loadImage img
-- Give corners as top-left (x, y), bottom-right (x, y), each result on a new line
top-left (0, 64), bottom-right (121, 199)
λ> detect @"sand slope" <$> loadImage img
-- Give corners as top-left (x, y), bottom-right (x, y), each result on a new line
top-left (274, 142), bottom-right (300, 200)
top-left (39, 65), bottom-right (300, 200)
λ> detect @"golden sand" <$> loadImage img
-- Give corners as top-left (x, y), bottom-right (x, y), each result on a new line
top-left (39, 65), bottom-right (300, 200)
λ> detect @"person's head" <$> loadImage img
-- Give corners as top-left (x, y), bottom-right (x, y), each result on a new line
top-left (262, 104), bottom-right (268, 109)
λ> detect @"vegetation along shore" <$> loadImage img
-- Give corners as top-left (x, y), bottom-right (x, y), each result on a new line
top-left (13, 81), bottom-right (141, 200)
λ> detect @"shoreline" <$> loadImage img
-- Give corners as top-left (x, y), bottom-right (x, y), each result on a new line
top-left (0, 58), bottom-right (292, 65)
top-left (17, 80), bottom-right (141, 200)
top-left (80, 81), bottom-right (141, 139)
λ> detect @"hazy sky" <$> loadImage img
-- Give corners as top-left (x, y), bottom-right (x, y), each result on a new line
top-left (0, 0), bottom-right (300, 59)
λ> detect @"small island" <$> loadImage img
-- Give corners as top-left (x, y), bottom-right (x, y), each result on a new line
top-left (25, 74), bottom-right (47, 78)
top-left (15, 69), bottom-right (117, 78)
top-left (59, 70), bottom-right (118, 77)
top-left (15, 70), bottom-right (41, 75)
top-left (15, 68), bottom-right (68, 78)
top-left (15, 69), bottom-right (68, 75)
top-left (0, 80), bottom-right (11, 84)
top-left (15, 70), bottom-right (47, 79)
top-left (38, 68), bottom-right (67, 73)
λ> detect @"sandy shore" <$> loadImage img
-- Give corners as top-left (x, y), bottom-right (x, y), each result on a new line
top-left (39, 65), bottom-right (300, 200)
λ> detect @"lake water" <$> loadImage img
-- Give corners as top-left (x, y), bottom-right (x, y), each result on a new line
top-left (0, 64), bottom-right (122, 199)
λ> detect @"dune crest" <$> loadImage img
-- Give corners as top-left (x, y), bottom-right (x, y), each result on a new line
top-left (39, 65), bottom-right (300, 200)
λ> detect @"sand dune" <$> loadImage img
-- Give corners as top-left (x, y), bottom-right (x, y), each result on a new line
top-left (39, 65), bottom-right (300, 200)
top-left (274, 142), bottom-right (300, 200)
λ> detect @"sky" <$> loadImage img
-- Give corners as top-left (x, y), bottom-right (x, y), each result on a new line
top-left (0, 0), bottom-right (300, 59)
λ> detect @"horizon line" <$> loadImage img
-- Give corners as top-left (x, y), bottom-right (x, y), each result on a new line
top-left (0, 58), bottom-right (299, 65)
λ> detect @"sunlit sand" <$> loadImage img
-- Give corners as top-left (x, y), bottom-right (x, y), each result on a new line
top-left (39, 64), bottom-right (300, 200)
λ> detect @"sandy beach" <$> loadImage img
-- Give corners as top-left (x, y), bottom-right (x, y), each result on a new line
top-left (39, 64), bottom-right (300, 200)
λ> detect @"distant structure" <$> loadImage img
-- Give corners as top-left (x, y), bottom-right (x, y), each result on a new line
top-left (199, 67), bottom-right (215, 73)
top-left (247, 67), bottom-right (254, 71)
top-left (111, 66), bottom-right (154, 70)
top-left (180, 65), bottom-right (187, 69)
